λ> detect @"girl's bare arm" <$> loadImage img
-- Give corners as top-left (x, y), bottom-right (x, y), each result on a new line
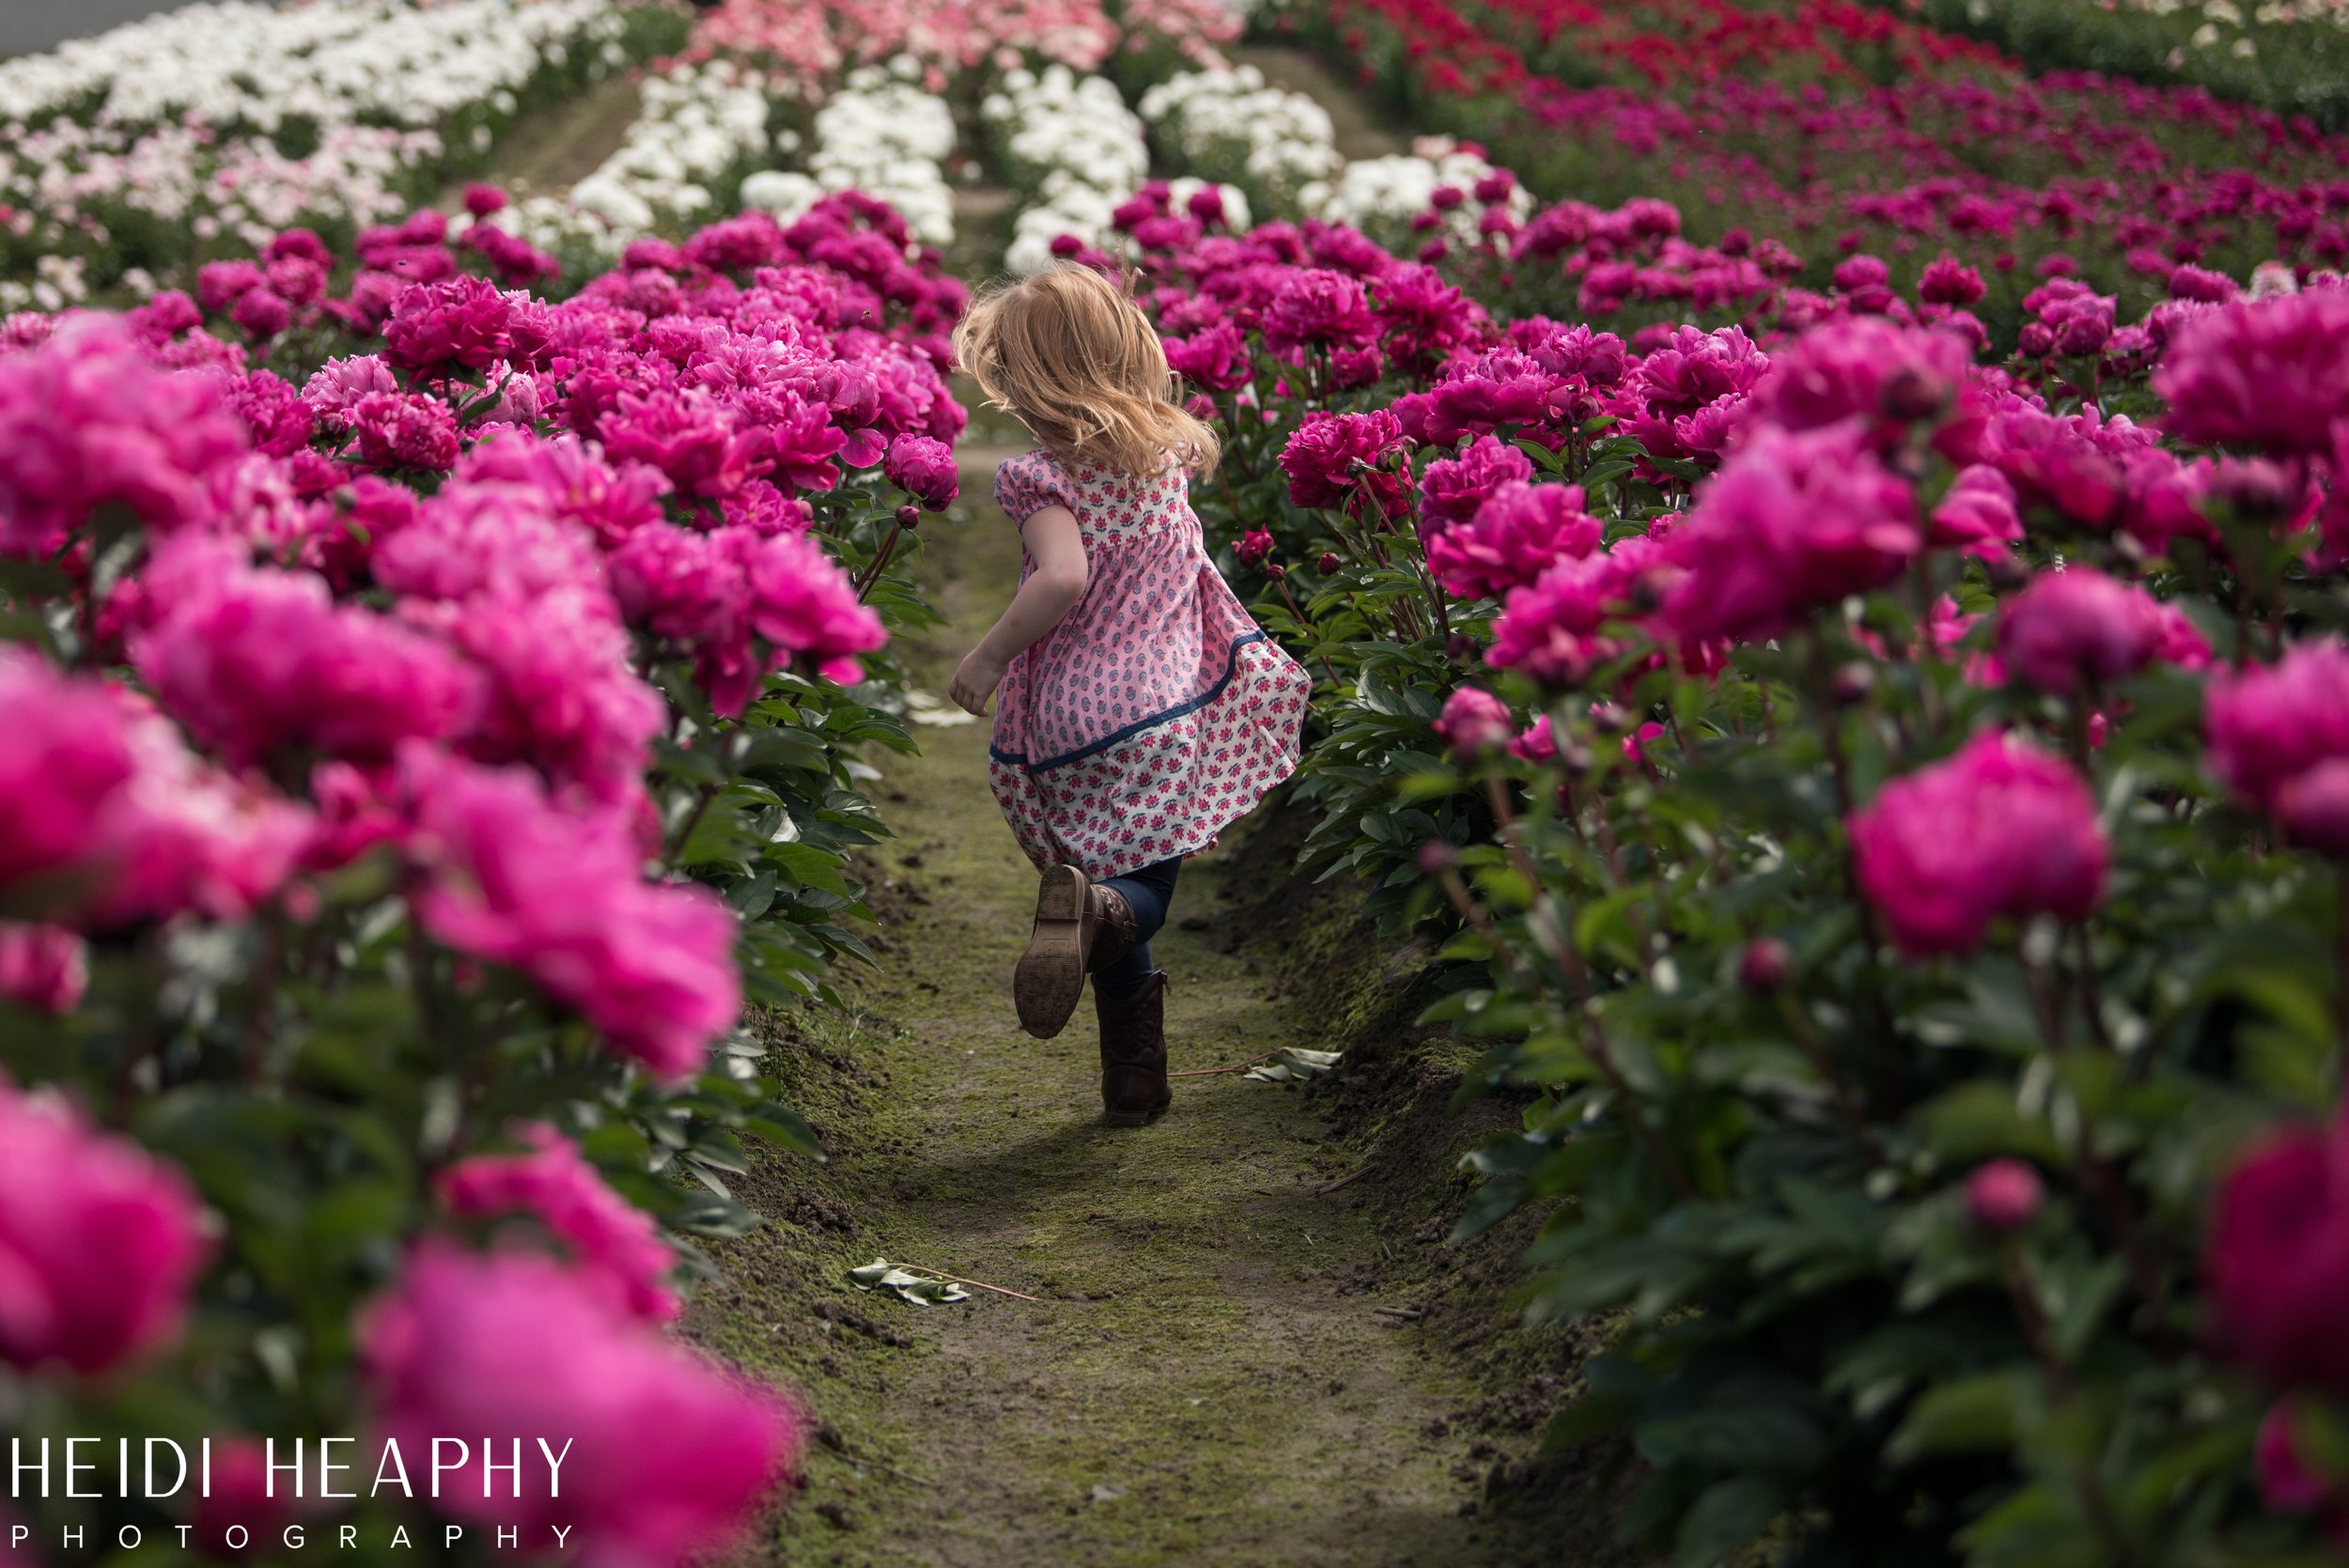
top-left (948, 506), bottom-right (1087, 715)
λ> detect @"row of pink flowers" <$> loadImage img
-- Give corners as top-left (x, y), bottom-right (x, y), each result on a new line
top-left (0, 192), bottom-right (972, 1560)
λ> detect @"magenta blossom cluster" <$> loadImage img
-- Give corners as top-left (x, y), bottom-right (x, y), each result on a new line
top-left (0, 1079), bottom-right (209, 1376)
top-left (1849, 731), bottom-right (2109, 956)
top-left (438, 1123), bottom-right (683, 1324)
top-left (360, 1242), bottom-right (801, 1564)
top-left (2205, 640), bottom-right (2349, 857)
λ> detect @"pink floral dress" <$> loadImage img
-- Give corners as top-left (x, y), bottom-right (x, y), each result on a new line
top-left (988, 448), bottom-right (1312, 880)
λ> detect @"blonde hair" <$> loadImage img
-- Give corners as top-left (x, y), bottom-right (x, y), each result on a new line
top-left (952, 263), bottom-right (1221, 478)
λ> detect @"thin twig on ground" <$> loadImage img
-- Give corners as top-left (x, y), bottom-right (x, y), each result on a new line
top-left (1169, 1048), bottom-right (1285, 1079)
top-left (894, 1262), bottom-right (1041, 1303)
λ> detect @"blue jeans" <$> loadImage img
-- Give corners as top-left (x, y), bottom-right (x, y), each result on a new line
top-left (1096, 857), bottom-right (1182, 1001)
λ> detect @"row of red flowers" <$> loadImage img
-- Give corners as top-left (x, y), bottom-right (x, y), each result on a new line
top-left (1034, 170), bottom-right (2349, 1562)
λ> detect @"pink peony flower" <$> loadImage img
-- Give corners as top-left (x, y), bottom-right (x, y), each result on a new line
top-left (1994, 567), bottom-right (2170, 694)
top-left (408, 590), bottom-right (664, 812)
top-left (1433, 688), bottom-right (1513, 756)
top-left (2257, 1405), bottom-right (2334, 1514)
top-left (1965, 1158), bottom-right (2045, 1231)
top-left (89, 696), bottom-right (312, 929)
top-left (438, 1124), bottom-right (679, 1324)
top-left (2277, 760), bottom-right (2349, 858)
top-left (1509, 715), bottom-right (1558, 763)
top-left (455, 436), bottom-right (671, 548)
top-left (2155, 290), bottom-right (2349, 456)
top-left (132, 539), bottom-right (477, 767)
top-left (382, 277), bottom-right (515, 375)
top-left (1279, 409), bottom-right (1410, 517)
top-left (600, 387), bottom-right (767, 501)
top-left (1428, 480), bottom-right (1603, 600)
top-left (2208, 1121), bottom-right (2349, 1394)
top-left (0, 924), bottom-right (86, 1014)
top-left (301, 355), bottom-right (400, 431)
top-left (229, 289), bottom-right (292, 343)
top-left (1849, 731), bottom-right (2108, 956)
top-left (0, 650), bottom-right (142, 911)
top-left (1919, 256), bottom-right (1986, 307)
top-left (1418, 434), bottom-right (1533, 533)
top-left (2206, 641), bottom-right (2349, 854)
top-left (0, 316), bottom-right (248, 556)
top-left (1261, 269), bottom-right (1378, 359)
top-left (1662, 421), bottom-right (1921, 644)
top-left (1746, 316), bottom-right (1974, 439)
top-left (0, 1079), bottom-right (209, 1374)
top-left (1486, 551), bottom-right (1635, 687)
top-left (882, 433), bottom-right (957, 510)
top-left (1928, 465), bottom-right (2024, 558)
top-left (1164, 322), bottom-right (1253, 393)
top-left (404, 753), bottom-right (739, 1081)
top-left (359, 1243), bottom-right (801, 1560)
top-left (350, 392), bottom-right (459, 474)
top-left (1235, 529), bottom-right (1274, 567)
top-left (745, 529), bottom-right (888, 687)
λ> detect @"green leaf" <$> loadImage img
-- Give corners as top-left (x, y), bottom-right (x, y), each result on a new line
top-left (744, 1102), bottom-right (826, 1159)
top-left (1673, 1476), bottom-right (1789, 1568)
top-left (848, 1258), bottom-right (971, 1306)
top-left (1886, 1370), bottom-right (2032, 1464)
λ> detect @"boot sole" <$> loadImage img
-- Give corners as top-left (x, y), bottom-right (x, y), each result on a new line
top-left (1013, 866), bottom-right (1089, 1039)
top-left (1101, 1096), bottom-right (1172, 1128)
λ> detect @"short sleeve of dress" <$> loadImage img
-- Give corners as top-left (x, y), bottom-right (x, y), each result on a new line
top-left (994, 452), bottom-right (1079, 525)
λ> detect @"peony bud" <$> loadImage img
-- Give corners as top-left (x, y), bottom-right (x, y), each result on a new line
top-left (1318, 551), bottom-right (1341, 576)
top-left (1417, 839), bottom-right (1456, 875)
top-left (1738, 937), bottom-right (1792, 991)
top-left (1267, 562), bottom-right (1287, 581)
top-left (1966, 1158), bottom-right (2045, 1231)
top-left (895, 505), bottom-right (921, 529)
top-left (1880, 365), bottom-right (1946, 424)
top-left (2257, 1405), bottom-right (2333, 1514)
top-left (1433, 687), bottom-right (1513, 757)
top-left (2206, 457), bottom-right (2302, 523)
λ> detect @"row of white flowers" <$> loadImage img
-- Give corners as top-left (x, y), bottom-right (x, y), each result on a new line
top-left (739, 60), bottom-right (957, 248)
top-left (985, 65), bottom-right (1154, 272)
top-left (0, 0), bottom-right (620, 134)
top-left (1300, 136), bottom-right (1532, 254)
top-left (0, 0), bottom-right (646, 301)
top-left (1135, 65), bottom-right (1340, 219)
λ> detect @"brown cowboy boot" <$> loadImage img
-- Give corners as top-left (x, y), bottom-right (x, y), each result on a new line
top-left (1097, 971), bottom-right (1171, 1126)
top-left (1086, 882), bottom-right (1140, 976)
top-left (1013, 864), bottom-right (1098, 1038)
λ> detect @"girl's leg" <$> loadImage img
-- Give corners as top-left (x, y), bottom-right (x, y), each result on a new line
top-left (1093, 857), bottom-right (1182, 1001)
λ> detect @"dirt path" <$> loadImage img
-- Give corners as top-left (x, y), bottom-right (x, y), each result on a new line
top-left (695, 427), bottom-right (1562, 1566)
top-left (440, 74), bottom-right (644, 209)
top-left (1228, 43), bottom-right (1409, 163)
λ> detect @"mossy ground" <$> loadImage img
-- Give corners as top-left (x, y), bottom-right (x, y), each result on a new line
top-left (687, 70), bottom-right (1641, 1563)
top-left (686, 417), bottom-right (1633, 1565)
